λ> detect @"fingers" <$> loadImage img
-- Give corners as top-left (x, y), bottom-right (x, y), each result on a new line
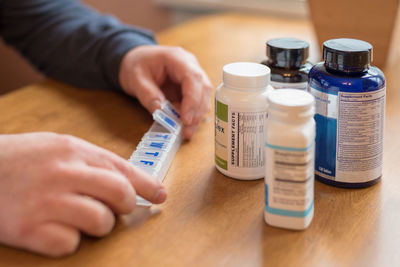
top-left (67, 166), bottom-right (137, 214)
top-left (163, 48), bottom-right (213, 138)
top-left (46, 194), bottom-right (115, 237)
top-left (57, 135), bottom-right (167, 206)
top-left (182, 77), bottom-right (212, 139)
top-left (80, 164), bottom-right (166, 205)
top-left (180, 71), bottom-right (203, 125)
top-left (132, 67), bottom-right (165, 113)
top-left (119, 45), bottom-right (213, 139)
top-left (96, 153), bottom-right (167, 204)
top-left (126, 167), bottom-right (167, 204)
top-left (23, 222), bottom-right (80, 257)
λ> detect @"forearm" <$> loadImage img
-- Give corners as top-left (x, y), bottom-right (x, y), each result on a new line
top-left (0, 0), bottom-right (156, 90)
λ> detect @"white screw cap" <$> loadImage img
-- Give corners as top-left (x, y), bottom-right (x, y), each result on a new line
top-left (223, 62), bottom-right (270, 89)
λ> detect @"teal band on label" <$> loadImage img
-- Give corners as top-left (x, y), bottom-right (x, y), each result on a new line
top-left (265, 142), bottom-right (313, 152)
top-left (265, 184), bottom-right (313, 218)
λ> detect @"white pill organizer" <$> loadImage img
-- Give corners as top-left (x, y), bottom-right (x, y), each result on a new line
top-left (129, 101), bottom-right (182, 206)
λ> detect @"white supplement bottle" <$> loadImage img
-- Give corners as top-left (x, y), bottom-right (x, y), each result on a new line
top-left (215, 62), bottom-right (273, 180)
top-left (264, 89), bottom-right (315, 230)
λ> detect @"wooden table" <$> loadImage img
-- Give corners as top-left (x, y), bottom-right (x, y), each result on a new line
top-left (1, 13), bottom-right (400, 267)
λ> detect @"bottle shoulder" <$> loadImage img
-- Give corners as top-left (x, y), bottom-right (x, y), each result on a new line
top-left (262, 61), bottom-right (311, 83)
top-left (308, 63), bottom-right (385, 93)
top-left (216, 84), bottom-right (272, 108)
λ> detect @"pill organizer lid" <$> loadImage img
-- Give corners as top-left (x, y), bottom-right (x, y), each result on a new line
top-left (223, 62), bottom-right (270, 89)
top-left (267, 38), bottom-right (309, 68)
top-left (152, 109), bottom-right (182, 135)
top-left (161, 101), bottom-right (181, 119)
top-left (323, 38), bottom-right (372, 72)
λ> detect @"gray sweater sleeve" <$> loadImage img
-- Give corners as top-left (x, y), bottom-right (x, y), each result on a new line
top-left (0, 0), bottom-right (157, 90)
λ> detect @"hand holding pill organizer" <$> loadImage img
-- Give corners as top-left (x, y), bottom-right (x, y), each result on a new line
top-left (129, 101), bottom-right (182, 206)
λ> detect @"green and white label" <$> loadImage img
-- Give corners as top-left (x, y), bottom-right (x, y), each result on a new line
top-left (215, 99), bottom-right (266, 171)
top-left (215, 100), bottom-right (228, 170)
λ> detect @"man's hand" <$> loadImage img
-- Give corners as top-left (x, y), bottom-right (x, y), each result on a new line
top-left (0, 132), bottom-right (167, 257)
top-left (119, 45), bottom-right (213, 139)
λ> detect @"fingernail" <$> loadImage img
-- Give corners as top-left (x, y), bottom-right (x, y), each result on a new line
top-left (154, 188), bottom-right (167, 203)
top-left (185, 110), bottom-right (195, 125)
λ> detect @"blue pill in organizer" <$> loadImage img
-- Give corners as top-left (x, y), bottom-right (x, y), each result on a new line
top-left (129, 158), bottom-right (161, 175)
top-left (132, 149), bottom-right (166, 160)
top-left (152, 109), bottom-right (181, 135)
top-left (143, 132), bottom-right (175, 142)
top-left (165, 117), bottom-right (175, 127)
top-left (137, 140), bottom-right (172, 151)
top-left (130, 158), bottom-right (160, 167)
top-left (140, 160), bottom-right (156, 166)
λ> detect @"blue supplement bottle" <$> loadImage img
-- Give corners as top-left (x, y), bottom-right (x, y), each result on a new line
top-left (308, 38), bottom-right (385, 188)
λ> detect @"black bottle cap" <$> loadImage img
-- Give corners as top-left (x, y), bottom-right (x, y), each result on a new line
top-left (266, 38), bottom-right (309, 68)
top-left (323, 38), bottom-right (372, 73)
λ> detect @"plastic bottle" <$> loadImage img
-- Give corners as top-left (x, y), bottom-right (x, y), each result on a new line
top-left (215, 62), bottom-right (273, 180)
top-left (261, 38), bottom-right (312, 90)
top-left (308, 38), bottom-right (385, 188)
top-left (264, 89), bottom-right (315, 230)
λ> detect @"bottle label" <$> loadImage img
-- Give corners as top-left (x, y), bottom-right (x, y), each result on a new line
top-left (310, 87), bottom-right (385, 183)
top-left (215, 100), bottom-right (229, 170)
top-left (270, 81), bottom-right (308, 90)
top-left (215, 99), bottom-right (266, 171)
top-left (265, 143), bottom-right (314, 217)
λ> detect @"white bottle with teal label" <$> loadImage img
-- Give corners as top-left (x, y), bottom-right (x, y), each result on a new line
top-left (264, 89), bottom-right (315, 230)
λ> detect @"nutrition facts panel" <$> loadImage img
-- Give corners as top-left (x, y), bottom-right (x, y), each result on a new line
top-left (230, 111), bottom-right (266, 168)
top-left (266, 144), bottom-right (314, 211)
top-left (336, 88), bottom-right (385, 182)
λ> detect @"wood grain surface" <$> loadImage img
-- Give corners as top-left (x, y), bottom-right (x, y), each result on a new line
top-left (0, 13), bottom-right (399, 267)
top-left (308, 0), bottom-right (399, 68)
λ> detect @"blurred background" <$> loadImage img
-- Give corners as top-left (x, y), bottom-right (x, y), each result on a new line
top-left (0, 0), bottom-right (399, 94)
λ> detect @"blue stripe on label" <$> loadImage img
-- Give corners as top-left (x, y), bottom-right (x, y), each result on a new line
top-left (314, 113), bottom-right (337, 178)
top-left (265, 184), bottom-right (313, 218)
top-left (265, 143), bottom-right (312, 152)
